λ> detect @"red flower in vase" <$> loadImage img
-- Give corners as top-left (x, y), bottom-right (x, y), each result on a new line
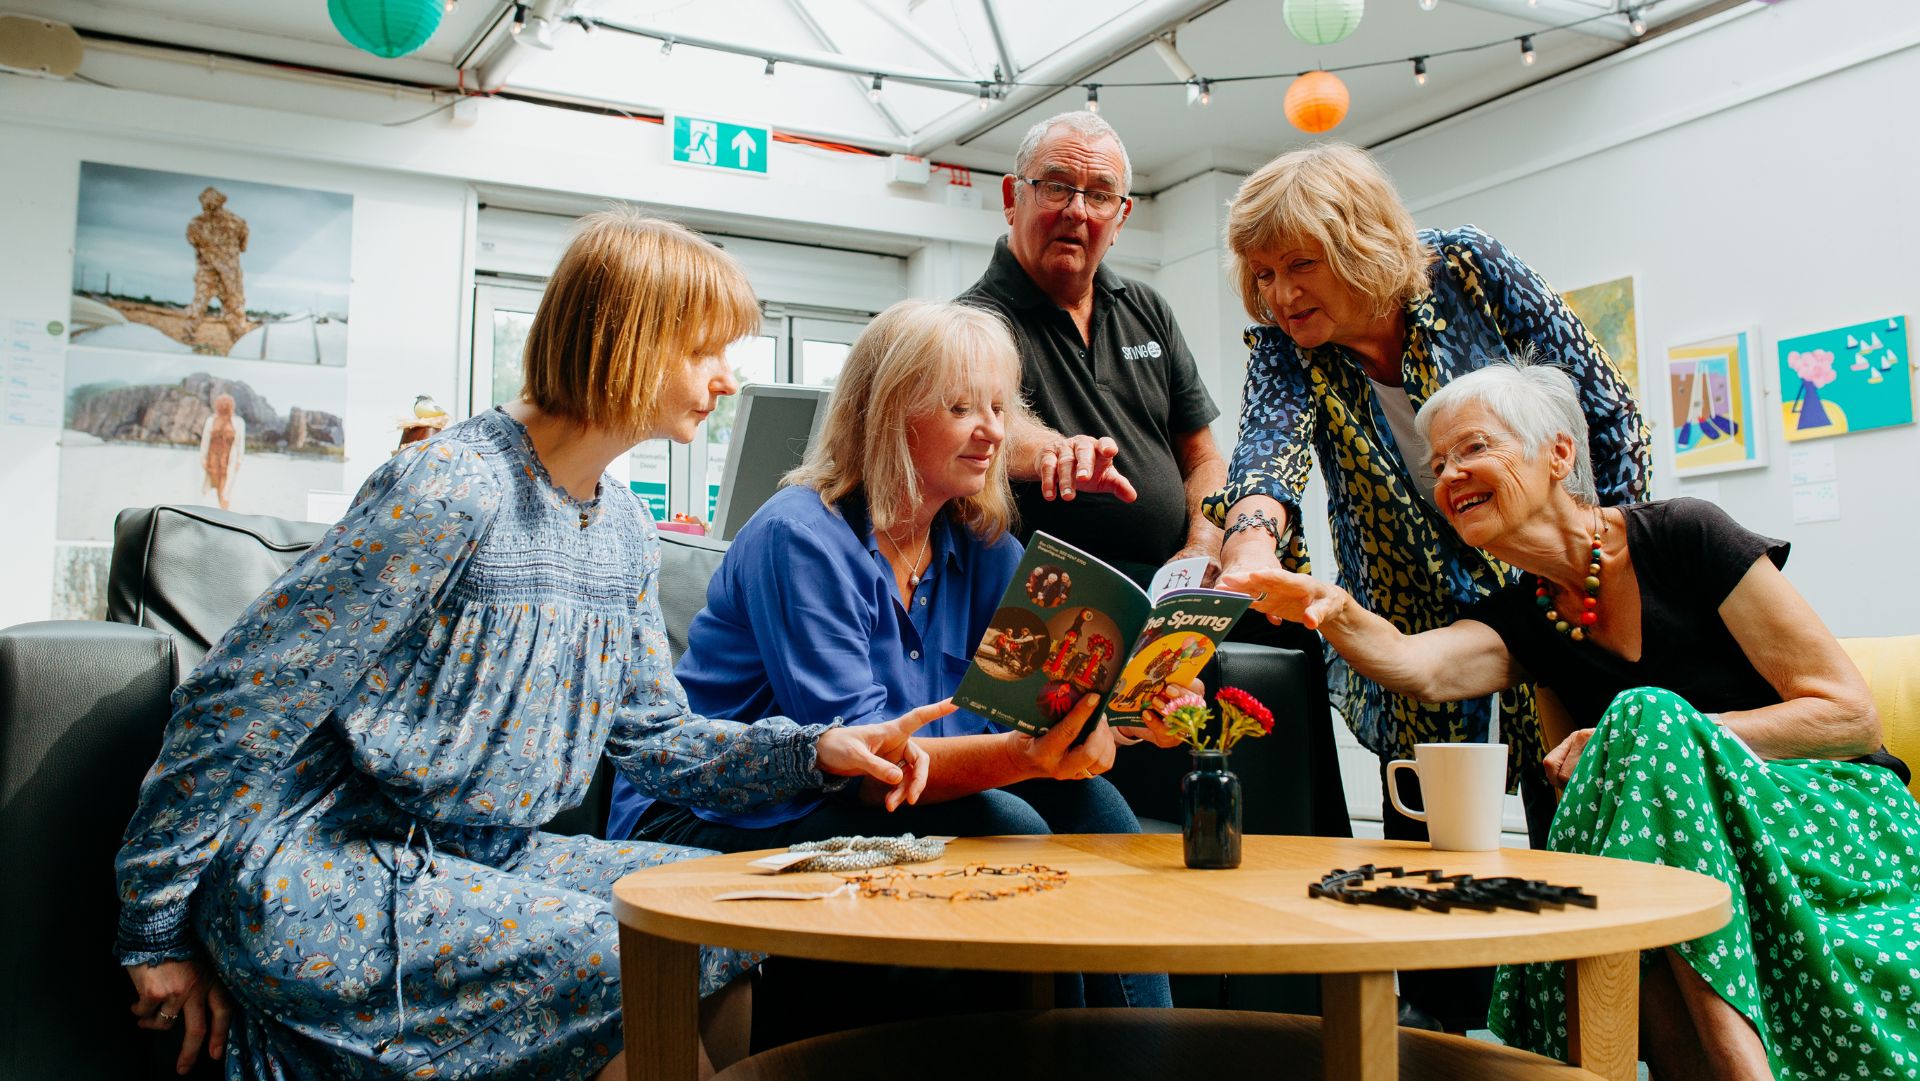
top-left (1216, 687), bottom-right (1273, 733)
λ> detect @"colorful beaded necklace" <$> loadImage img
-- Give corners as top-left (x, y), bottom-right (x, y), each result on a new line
top-left (1535, 508), bottom-right (1606, 642)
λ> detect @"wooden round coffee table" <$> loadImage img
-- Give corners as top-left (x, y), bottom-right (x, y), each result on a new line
top-left (613, 834), bottom-right (1730, 1081)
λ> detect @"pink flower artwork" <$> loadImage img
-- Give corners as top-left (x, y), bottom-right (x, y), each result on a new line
top-left (1787, 349), bottom-right (1836, 389)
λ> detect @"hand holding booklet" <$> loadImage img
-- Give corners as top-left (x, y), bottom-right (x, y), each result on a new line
top-left (953, 532), bottom-right (1252, 735)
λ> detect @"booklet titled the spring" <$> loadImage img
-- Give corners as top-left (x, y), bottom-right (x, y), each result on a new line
top-left (953, 532), bottom-right (1252, 735)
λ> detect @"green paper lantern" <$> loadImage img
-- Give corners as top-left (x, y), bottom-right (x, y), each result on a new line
top-left (1283, 0), bottom-right (1364, 47)
top-left (328, 0), bottom-right (445, 59)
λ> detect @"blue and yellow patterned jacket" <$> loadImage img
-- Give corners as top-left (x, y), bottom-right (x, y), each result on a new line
top-left (1205, 227), bottom-right (1650, 777)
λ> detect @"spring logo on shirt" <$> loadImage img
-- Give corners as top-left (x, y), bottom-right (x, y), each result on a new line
top-left (1120, 341), bottom-right (1164, 361)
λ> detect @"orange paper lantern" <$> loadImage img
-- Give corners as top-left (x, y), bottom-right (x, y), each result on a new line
top-left (1284, 71), bottom-right (1350, 134)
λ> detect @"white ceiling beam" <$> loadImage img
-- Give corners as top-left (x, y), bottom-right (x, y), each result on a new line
top-left (855, 0), bottom-right (984, 79)
top-left (1440, 0), bottom-right (1635, 42)
top-left (786, 0), bottom-right (909, 139)
top-left (979, 0), bottom-right (1019, 79)
top-left (576, 14), bottom-right (975, 96)
top-left (909, 0), bottom-right (1224, 156)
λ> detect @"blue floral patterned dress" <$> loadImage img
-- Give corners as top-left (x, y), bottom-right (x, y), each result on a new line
top-left (114, 408), bottom-right (838, 1080)
top-left (1203, 227), bottom-right (1651, 778)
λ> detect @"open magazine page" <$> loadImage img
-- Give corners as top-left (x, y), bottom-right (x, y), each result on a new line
top-left (953, 532), bottom-right (1154, 736)
top-left (1103, 589), bottom-right (1251, 728)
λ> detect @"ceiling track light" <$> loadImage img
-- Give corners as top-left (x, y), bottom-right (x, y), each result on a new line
top-left (1627, 5), bottom-right (1648, 35)
top-left (763, 58), bottom-right (776, 79)
top-left (1190, 77), bottom-right (1212, 106)
top-left (1412, 56), bottom-right (1428, 86)
top-left (1419, 0), bottom-right (1437, 10)
top-left (976, 82), bottom-right (993, 110)
top-left (659, 36), bottom-right (674, 56)
top-left (509, 3), bottom-right (527, 36)
top-left (1085, 84), bottom-right (1100, 113)
top-left (1520, 34), bottom-right (1536, 65)
top-left (868, 74), bottom-right (883, 102)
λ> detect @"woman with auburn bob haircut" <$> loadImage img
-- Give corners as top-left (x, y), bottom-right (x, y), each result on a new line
top-left (116, 211), bottom-right (950, 1081)
top-left (609, 299), bottom-right (1182, 1008)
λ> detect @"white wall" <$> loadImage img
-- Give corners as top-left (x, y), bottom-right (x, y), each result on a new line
top-left (1374, 0), bottom-right (1920, 637)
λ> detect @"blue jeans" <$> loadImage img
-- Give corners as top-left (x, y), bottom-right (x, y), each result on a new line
top-left (633, 776), bottom-right (1172, 1008)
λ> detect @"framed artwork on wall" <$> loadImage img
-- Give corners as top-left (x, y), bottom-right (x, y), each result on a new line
top-left (1561, 275), bottom-right (1640, 398)
top-left (1775, 315), bottom-right (1912, 442)
top-left (1665, 329), bottom-right (1765, 477)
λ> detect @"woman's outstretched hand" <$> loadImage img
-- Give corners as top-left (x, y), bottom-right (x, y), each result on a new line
top-left (1219, 566), bottom-right (1349, 631)
top-left (127, 956), bottom-right (233, 1075)
top-left (816, 700), bottom-right (956, 811)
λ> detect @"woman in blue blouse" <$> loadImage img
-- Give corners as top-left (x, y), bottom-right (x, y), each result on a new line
top-left (116, 212), bottom-right (947, 1081)
top-left (608, 299), bottom-right (1178, 1007)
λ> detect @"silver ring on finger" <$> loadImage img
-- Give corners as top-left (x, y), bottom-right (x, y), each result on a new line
top-left (157, 1010), bottom-right (179, 1024)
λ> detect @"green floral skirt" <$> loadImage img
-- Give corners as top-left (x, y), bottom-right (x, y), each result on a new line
top-left (1489, 687), bottom-right (1920, 1080)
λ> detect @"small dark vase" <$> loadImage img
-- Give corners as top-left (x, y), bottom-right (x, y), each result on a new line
top-left (1181, 749), bottom-right (1242, 869)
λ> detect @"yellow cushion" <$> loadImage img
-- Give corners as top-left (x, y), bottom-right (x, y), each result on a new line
top-left (1840, 635), bottom-right (1920, 798)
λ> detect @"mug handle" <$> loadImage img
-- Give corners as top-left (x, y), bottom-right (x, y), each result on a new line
top-left (1385, 759), bottom-right (1427, 823)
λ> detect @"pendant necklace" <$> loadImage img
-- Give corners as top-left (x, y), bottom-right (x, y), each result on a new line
top-left (888, 524), bottom-right (930, 591)
top-left (1536, 507), bottom-right (1605, 642)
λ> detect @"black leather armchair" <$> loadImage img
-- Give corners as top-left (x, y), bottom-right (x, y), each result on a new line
top-left (0, 504), bottom-right (1346, 1074)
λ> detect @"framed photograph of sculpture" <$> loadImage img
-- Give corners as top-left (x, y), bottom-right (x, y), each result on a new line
top-left (1665, 329), bottom-right (1765, 477)
top-left (69, 162), bottom-right (352, 363)
top-left (1775, 315), bottom-right (1912, 442)
top-left (1561, 275), bottom-right (1640, 399)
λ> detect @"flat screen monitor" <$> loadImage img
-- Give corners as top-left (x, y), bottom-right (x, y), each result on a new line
top-left (712, 383), bottom-right (832, 541)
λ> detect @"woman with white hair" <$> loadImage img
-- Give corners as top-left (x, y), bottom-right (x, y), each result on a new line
top-left (606, 298), bottom-right (1182, 1007)
top-left (1222, 361), bottom-right (1916, 1080)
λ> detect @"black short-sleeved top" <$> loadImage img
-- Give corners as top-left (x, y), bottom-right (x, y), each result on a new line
top-left (958, 237), bottom-right (1219, 582)
top-left (1465, 498), bottom-right (1788, 727)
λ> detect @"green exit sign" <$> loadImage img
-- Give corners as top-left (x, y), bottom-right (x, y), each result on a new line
top-left (668, 114), bottom-right (770, 176)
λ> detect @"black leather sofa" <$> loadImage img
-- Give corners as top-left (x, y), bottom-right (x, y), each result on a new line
top-left (0, 503), bottom-right (1346, 1075)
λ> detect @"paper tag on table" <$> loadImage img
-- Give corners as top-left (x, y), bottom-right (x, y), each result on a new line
top-left (745, 851), bottom-right (821, 873)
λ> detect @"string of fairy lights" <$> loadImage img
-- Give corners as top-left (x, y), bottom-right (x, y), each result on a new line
top-left (557, 0), bottom-right (1686, 133)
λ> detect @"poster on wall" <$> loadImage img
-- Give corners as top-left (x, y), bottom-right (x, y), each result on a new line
top-left (52, 163), bottom-right (353, 620)
top-left (1665, 330), bottom-right (1765, 477)
top-left (70, 162), bottom-right (352, 362)
top-left (1775, 315), bottom-right (1912, 442)
top-left (1561, 276), bottom-right (1640, 397)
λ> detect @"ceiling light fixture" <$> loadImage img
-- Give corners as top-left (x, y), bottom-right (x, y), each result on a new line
top-left (763, 58), bottom-right (776, 79)
top-left (658, 36), bottom-right (673, 56)
top-left (1520, 35), bottom-right (1535, 65)
top-left (509, 2), bottom-right (526, 36)
top-left (1627, 6), bottom-right (1648, 35)
top-left (1413, 55), bottom-right (1428, 85)
top-left (977, 82), bottom-right (992, 110)
top-left (1189, 77), bottom-right (1212, 106)
top-left (1084, 84), bottom-right (1100, 113)
top-left (868, 74), bottom-right (883, 102)
top-left (1419, 0), bottom-right (1437, 10)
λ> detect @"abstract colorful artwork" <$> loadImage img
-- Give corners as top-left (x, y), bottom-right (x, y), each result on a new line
top-left (1776, 316), bottom-right (1912, 442)
top-left (1562, 276), bottom-right (1639, 397)
top-left (1666, 330), bottom-right (1764, 476)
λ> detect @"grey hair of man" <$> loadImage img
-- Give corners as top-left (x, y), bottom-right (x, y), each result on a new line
top-left (1413, 359), bottom-right (1599, 505)
top-left (1012, 110), bottom-right (1134, 195)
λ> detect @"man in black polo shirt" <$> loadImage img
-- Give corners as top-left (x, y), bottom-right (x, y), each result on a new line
top-left (957, 110), bottom-right (1226, 590)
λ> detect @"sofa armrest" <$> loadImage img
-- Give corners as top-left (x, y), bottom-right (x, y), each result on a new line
top-left (1102, 641), bottom-right (1347, 837)
top-left (0, 621), bottom-right (217, 1076)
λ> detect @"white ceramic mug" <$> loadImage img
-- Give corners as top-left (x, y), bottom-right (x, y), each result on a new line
top-left (1385, 742), bottom-right (1507, 852)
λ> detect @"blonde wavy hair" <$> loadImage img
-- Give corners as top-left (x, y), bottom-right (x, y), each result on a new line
top-left (520, 209), bottom-right (760, 437)
top-left (787, 300), bottom-right (1026, 541)
top-left (1225, 142), bottom-right (1434, 324)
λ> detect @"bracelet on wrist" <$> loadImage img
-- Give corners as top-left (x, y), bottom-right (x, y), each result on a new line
top-left (1223, 507), bottom-right (1284, 549)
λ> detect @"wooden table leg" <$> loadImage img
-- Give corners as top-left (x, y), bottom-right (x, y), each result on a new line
top-left (1321, 972), bottom-right (1396, 1081)
top-left (619, 924), bottom-right (699, 1081)
top-left (1566, 951), bottom-right (1639, 1081)
top-left (1017, 972), bottom-right (1056, 1009)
